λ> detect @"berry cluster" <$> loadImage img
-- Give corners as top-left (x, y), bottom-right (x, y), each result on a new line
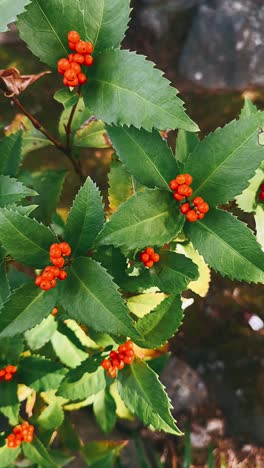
top-left (57, 31), bottom-right (94, 87)
top-left (258, 183), bottom-right (264, 202)
top-left (169, 173), bottom-right (193, 201)
top-left (101, 341), bottom-right (135, 378)
top-left (35, 242), bottom-right (71, 291)
top-left (6, 422), bottom-right (34, 448)
top-left (0, 365), bottom-right (17, 382)
top-left (140, 247), bottom-right (160, 268)
top-left (180, 197), bottom-right (209, 222)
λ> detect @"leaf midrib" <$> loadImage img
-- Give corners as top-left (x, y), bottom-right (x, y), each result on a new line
top-left (35, 0), bottom-right (68, 56)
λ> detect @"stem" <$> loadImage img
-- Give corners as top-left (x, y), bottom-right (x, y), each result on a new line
top-left (65, 99), bottom-right (79, 152)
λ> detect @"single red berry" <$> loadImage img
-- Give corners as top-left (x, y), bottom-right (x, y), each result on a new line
top-left (7, 434), bottom-right (16, 441)
top-left (69, 78), bottom-right (79, 87)
top-left (124, 355), bottom-right (134, 365)
top-left (35, 276), bottom-right (42, 286)
top-left (7, 439), bottom-right (16, 448)
top-left (193, 196), bottom-right (204, 206)
top-left (180, 202), bottom-right (190, 214)
top-left (58, 270), bottom-right (67, 281)
top-left (85, 42), bottom-right (94, 54)
top-left (64, 69), bottom-right (77, 82)
top-left (75, 41), bottom-right (89, 54)
top-left (110, 350), bottom-right (118, 360)
top-left (78, 73), bottom-right (87, 85)
top-left (63, 78), bottom-right (70, 86)
top-left (101, 359), bottom-right (111, 370)
top-left (178, 184), bottom-right (190, 196)
top-left (84, 54), bottom-right (94, 66)
top-left (68, 42), bottom-right (76, 51)
top-left (59, 242), bottom-right (71, 255)
top-left (57, 58), bottom-right (70, 71)
top-left (0, 369), bottom-right (5, 378)
top-left (13, 426), bottom-right (22, 434)
top-left (68, 31), bottom-right (80, 44)
top-left (51, 267), bottom-right (60, 277)
top-left (198, 202), bottom-right (209, 213)
top-left (24, 434), bottom-right (33, 443)
top-left (261, 183), bottom-right (264, 191)
top-left (111, 359), bottom-right (120, 368)
top-left (186, 187), bottom-right (193, 197)
top-left (5, 365), bottom-right (17, 374)
top-left (259, 191), bottom-right (264, 200)
top-left (116, 360), bottom-right (125, 370)
top-left (42, 271), bottom-right (54, 281)
top-left (107, 367), bottom-right (117, 378)
top-left (118, 344), bottom-right (127, 354)
top-left (73, 53), bottom-right (85, 64)
top-left (175, 174), bottom-right (186, 185)
top-left (14, 433), bottom-right (22, 441)
top-left (52, 307), bottom-right (58, 316)
top-left (44, 266), bottom-right (53, 272)
top-left (51, 257), bottom-right (65, 267)
top-left (197, 213), bottom-right (205, 220)
top-left (49, 247), bottom-right (62, 258)
top-left (173, 193), bottom-right (184, 201)
top-left (146, 247), bottom-right (154, 256)
top-left (186, 210), bottom-right (198, 222)
top-left (28, 425), bottom-right (34, 433)
top-left (40, 280), bottom-right (51, 291)
top-left (70, 62), bottom-right (81, 75)
top-left (145, 260), bottom-right (154, 268)
top-left (50, 279), bottom-right (57, 288)
top-left (141, 253), bottom-right (149, 263)
top-left (68, 53), bottom-right (75, 62)
top-left (152, 253), bottom-right (160, 263)
top-left (125, 340), bottom-right (134, 350)
top-left (125, 349), bottom-right (134, 357)
top-left (169, 179), bottom-right (178, 191)
top-left (184, 174), bottom-right (193, 185)
top-left (4, 373), bottom-right (13, 381)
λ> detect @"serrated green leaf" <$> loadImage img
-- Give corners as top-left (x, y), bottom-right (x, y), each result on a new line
top-left (117, 358), bottom-right (182, 435)
top-left (0, 0), bottom-right (31, 32)
top-left (81, 441), bottom-right (127, 468)
top-left (0, 209), bottom-right (57, 267)
top-left (19, 355), bottom-right (66, 391)
top-left (0, 258), bottom-right (10, 306)
top-left (0, 337), bottom-right (23, 363)
top-left (0, 175), bottom-right (37, 207)
top-left (0, 283), bottom-right (57, 338)
top-left (255, 205), bottom-right (264, 250)
top-left (10, 204), bottom-right (38, 217)
top-left (176, 243), bottom-right (211, 297)
top-left (97, 189), bottom-right (184, 251)
top-left (184, 112), bottom-right (264, 206)
top-left (59, 257), bottom-right (141, 340)
top-left (0, 132), bottom-right (22, 176)
top-left (127, 293), bottom-right (166, 318)
top-left (5, 115), bottom-right (51, 156)
top-left (135, 295), bottom-right (183, 348)
top-left (22, 436), bottom-right (57, 467)
top-left (37, 399), bottom-right (64, 430)
top-left (93, 389), bottom-right (117, 434)
top-left (185, 209), bottom-right (264, 283)
top-left (74, 119), bottom-right (109, 149)
top-left (239, 97), bottom-right (258, 118)
top-left (0, 379), bottom-right (18, 407)
top-left (0, 445), bottom-right (20, 467)
top-left (235, 168), bottom-right (264, 213)
top-left (0, 403), bottom-right (19, 426)
top-left (175, 129), bottom-right (199, 164)
top-left (153, 251), bottom-right (199, 293)
top-left (25, 315), bottom-right (57, 350)
top-left (107, 126), bottom-right (178, 190)
top-left (83, 50), bottom-right (198, 132)
top-left (64, 177), bottom-right (104, 256)
top-left (8, 266), bottom-right (30, 290)
top-left (93, 246), bottom-right (128, 286)
top-left (108, 160), bottom-right (132, 212)
top-left (58, 357), bottom-right (106, 401)
top-left (54, 88), bottom-right (79, 109)
top-left (51, 330), bottom-right (87, 368)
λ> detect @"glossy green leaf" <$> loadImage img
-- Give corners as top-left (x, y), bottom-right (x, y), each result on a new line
top-left (176, 243), bottom-right (211, 297)
top-left (108, 159), bottom-right (133, 212)
top-left (107, 126), bottom-right (178, 190)
top-left (64, 177), bottom-right (104, 256)
top-left (37, 399), bottom-right (64, 430)
top-left (22, 436), bottom-right (57, 467)
top-left (127, 293), bottom-right (166, 318)
top-left (97, 189), bottom-right (184, 251)
top-left (0, 445), bottom-right (20, 467)
top-left (184, 112), bottom-right (264, 206)
top-left (0, 379), bottom-right (18, 407)
top-left (59, 257), bottom-right (140, 340)
top-left (83, 50), bottom-right (198, 132)
top-left (185, 209), bottom-right (264, 283)
top-left (19, 355), bottom-right (66, 391)
top-left (239, 97), bottom-right (258, 118)
top-left (74, 119), bottom-right (109, 149)
top-left (17, 0), bottom-right (131, 67)
top-left (153, 251), bottom-right (199, 293)
top-left (0, 175), bottom-right (37, 207)
top-left (0, 132), bottom-right (22, 176)
top-left (51, 329), bottom-right (87, 368)
top-left (58, 357), bottom-right (106, 401)
top-left (136, 295), bottom-right (184, 348)
top-left (235, 167), bottom-right (264, 213)
top-left (0, 337), bottom-right (23, 363)
top-left (25, 315), bottom-right (57, 350)
top-left (0, 209), bottom-right (57, 267)
top-left (54, 88), bottom-right (79, 109)
top-left (93, 389), bottom-right (117, 434)
top-left (5, 115), bottom-right (51, 156)
top-left (176, 129), bottom-right (199, 164)
top-left (0, 258), bottom-right (10, 306)
top-left (117, 358), bottom-right (182, 435)
top-left (0, 403), bottom-right (19, 425)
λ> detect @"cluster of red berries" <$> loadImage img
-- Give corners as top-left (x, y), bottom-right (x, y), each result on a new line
top-left (0, 365), bottom-right (17, 382)
top-left (140, 247), bottom-right (160, 268)
top-left (101, 341), bottom-right (135, 378)
top-left (6, 422), bottom-right (34, 449)
top-left (180, 196), bottom-right (209, 222)
top-left (258, 183), bottom-right (264, 202)
top-left (35, 242), bottom-right (71, 291)
top-left (169, 173), bottom-right (193, 201)
top-left (57, 31), bottom-right (94, 87)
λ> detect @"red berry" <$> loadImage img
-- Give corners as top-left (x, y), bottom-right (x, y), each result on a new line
top-left (13, 426), bottom-right (21, 434)
top-left (78, 73), bottom-right (87, 85)
top-left (70, 62), bottom-right (81, 75)
top-left (35, 276), bottom-right (42, 286)
top-left (146, 247), bottom-right (154, 256)
top-left (152, 253), bottom-right (160, 263)
top-left (184, 174), bottom-right (193, 185)
top-left (125, 341), bottom-right (134, 350)
top-left (69, 78), bottom-right (79, 87)
top-left (63, 78), bottom-right (70, 86)
top-left (118, 344), bottom-right (127, 354)
top-left (24, 434), bottom-right (33, 443)
top-left (173, 193), bottom-right (184, 201)
top-left (85, 42), bottom-right (94, 54)
top-left (125, 349), bottom-right (134, 357)
top-left (175, 175), bottom-right (186, 185)
top-left (178, 184), bottom-right (190, 196)
top-left (68, 42), bottom-right (76, 51)
top-left (124, 355), bottom-right (134, 365)
top-left (259, 191), bottom-right (264, 200)
top-left (68, 31), bottom-right (80, 44)
top-left (145, 260), bottom-right (154, 268)
top-left (40, 281), bottom-right (51, 291)
top-left (5, 365), bottom-right (17, 374)
top-left (84, 54), bottom-right (94, 66)
top-left (75, 41), bottom-right (89, 54)
top-left (57, 58), bottom-right (70, 71)
top-left (101, 359), bottom-right (111, 370)
top-left (198, 202), bottom-right (209, 214)
top-left (110, 350), bottom-right (118, 360)
top-left (186, 187), bottom-right (193, 197)
top-left (193, 196), bottom-right (204, 206)
top-left (42, 271), bottom-right (54, 281)
top-left (111, 359), bottom-right (120, 368)
top-left (57, 67), bottom-right (64, 75)
top-left (64, 69), bottom-right (77, 82)
top-left (73, 53), bottom-right (85, 64)
top-left (0, 369), bottom-right (5, 378)
top-left (21, 422), bottom-right (29, 429)
top-left (50, 244), bottom-right (61, 256)
top-left (169, 180), bottom-right (178, 191)
top-left (141, 253), bottom-right (149, 263)
top-left (107, 367), bottom-right (117, 378)
top-left (180, 202), bottom-right (190, 214)
top-left (186, 210), bottom-right (198, 222)
top-left (50, 279), bottom-right (57, 288)
top-left (51, 267), bottom-right (60, 277)
top-left (4, 373), bottom-right (13, 381)
top-left (197, 213), bottom-right (205, 220)
top-left (261, 184), bottom-right (264, 191)
top-left (59, 242), bottom-right (71, 255)
top-left (58, 270), bottom-right (67, 281)
top-left (52, 307), bottom-right (58, 316)
top-left (68, 53), bottom-right (75, 62)
top-left (116, 360), bottom-right (125, 370)
top-left (51, 257), bottom-right (65, 267)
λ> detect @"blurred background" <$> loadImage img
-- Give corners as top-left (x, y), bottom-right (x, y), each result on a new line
top-left (0, 0), bottom-right (264, 466)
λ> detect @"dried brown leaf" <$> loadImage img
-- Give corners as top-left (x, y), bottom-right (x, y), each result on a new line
top-left (0, 68), bottom-right (51, 96)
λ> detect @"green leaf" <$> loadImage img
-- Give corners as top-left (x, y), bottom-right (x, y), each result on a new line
top-left (239, 97), bottom-right (258, 118)
top-left (106, 126), bottom-right (178, 190)
top-left (59, 257), bottom-right (140, 340)
top-left (108, 159), bottom-right (132, 212)
top-left (64, 177), bottom-right (105, 256)
top-left (74, 119), bottom-right (109, 149)
top-left (0, 380), bottom-right (18, 407)
top-left (176, 243), bottom-right (211, 298)
top-left (0, 337), bottom-right (23, 363)
top-left (176, 129), bottom-right (199, 164)
top-left (93, 389), bottom-right (117, 434)
top-left (185, 209), bottom-right (264, 283)
top-left (255, 205), bottom-right (264, 250)
top-left (19, 355), bottom-right (66, 391)
top-left (83, 50), bottom-right (198, 132)
top-left (0, 175), bottom-right (37, 207)
top-left (184, 112), bottom-right (264, 206)
top-left (5, 115), bottom-right (51, 156)
top-left (59, 98), bottom-right (92, 139)
top-left (127, 293), bottom-right (166, 318)
top-left (0, 209), bottom-right (57, 268)
top-left (0, 132), bottom-right (22, 176)
top-left (58, 357), bottom-right (106, 401)
top-left (25, 315), bottom-right (57, 350)
top-left (136, 295), bottom-right (184, 348)
top-left (0, 0), bottom-right (31, 32)
top-left (0, 283), bottom-right (57, 338)
top-left (22, 436), bottom-right (57, 467)
top-left (153, 251), bottom-right (199, 293)
top-left (37, 399), bottom-right (64, 430)
top-left (54, 88), bottom-right (79, 109)
top-left (82, 441), bottom-right (127, 468)
top-left (0, 403), bottom-right (19, 426)
top-left (97, 189), bottom-right (184, 251)
top-left (117, 357), bottom-right (182, 435)
top-left (0, 445), bottom-right (20, 467)
top-left (51, 329), bottom-right (87, 368)
top-left (0, 258), bottom-right (10, 306)
top-left (235, 168), bottom-right (264, 213)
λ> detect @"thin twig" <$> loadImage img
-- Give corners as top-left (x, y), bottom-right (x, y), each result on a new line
top-left (65, 99), bottom-right (79, 152)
